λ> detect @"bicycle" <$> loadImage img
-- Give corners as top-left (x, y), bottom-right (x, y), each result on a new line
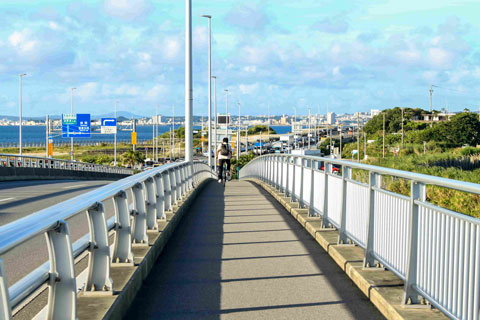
top-left (217, 161), bottom-right (230, 188)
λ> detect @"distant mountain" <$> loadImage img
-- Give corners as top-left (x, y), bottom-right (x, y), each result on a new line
top-left (92, 111), bottom-right (144, 120)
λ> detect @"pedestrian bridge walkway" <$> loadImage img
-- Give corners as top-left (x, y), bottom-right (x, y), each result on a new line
top-left (124, 180), bottom-right (383, 319)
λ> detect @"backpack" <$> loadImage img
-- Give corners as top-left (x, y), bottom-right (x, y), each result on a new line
top-left (220, 143), bottom-right (229, 156)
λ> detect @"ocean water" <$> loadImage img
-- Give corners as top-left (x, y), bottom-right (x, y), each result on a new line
top-left (0, 125), bottom-right (291, 146)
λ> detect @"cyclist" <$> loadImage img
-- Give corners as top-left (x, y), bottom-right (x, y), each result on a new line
top-left (216, 137), bottom-right (232, 183)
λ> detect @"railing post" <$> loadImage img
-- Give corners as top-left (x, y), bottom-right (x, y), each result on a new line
top-left (132, 183), bottom-right (148, 244)
top-left (285, 156), bottom-right (290, 197)
top-left (364, 172), bottom-right (381, 267)
top-left (308, 159), bottom-right (315, 216)
top-left (299, 158), bottom-right (305, 207)
top-left (291, 157), bottom-right (297, 202)
top-left (322, 162), bottom-right (330, 227)
top-left (154, 174), bottom-right (166, 220)
top-left (170, 169), bottom-right (177, 206)
top-left (0, 258), bottom-right (11, 320)
top-left (163, 171), bottom-right (172, 211)
top-left (45, 220), bottom-right (76, 320)
top-left (112, 191), bottom-right (134, 264)
top-left (280, 156), bottom-right (285, 193)
top-left (85, 202), bottom-right (113, 293)
top-left (275, 156), bottom-right (280, 190)
top-left (338, 166), bottom-right (352, 244)
top-left (404, 181), bottom-right (425, 304)
top-left (144, 178), bottom-right (158, 230)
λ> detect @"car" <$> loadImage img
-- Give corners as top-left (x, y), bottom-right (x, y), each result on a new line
top-left (320, 163), bottom-right (340, 173)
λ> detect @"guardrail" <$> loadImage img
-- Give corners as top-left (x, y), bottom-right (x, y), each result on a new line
top-left (0, 161), bottom-right (214, 319)
top-left (240, 154), bottom-right (480, 320)
top-left (0, 153), bottom-right (133, 175)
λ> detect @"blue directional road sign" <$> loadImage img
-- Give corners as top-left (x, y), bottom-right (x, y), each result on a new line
top-left (62, 114), bottom-right (91, 138)
top-left (101, 118), bottom-right (117, 134)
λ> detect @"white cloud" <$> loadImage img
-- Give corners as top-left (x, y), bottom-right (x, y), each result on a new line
top-left (428, 47), bottom-right (452, 68)
top-left (239, 83), bottom-right (259, 95)
top-left (8, 30), bottom-right (37, 54)
top-left (146, 84), bottom-right (168, 101)
top-left (104, 0), bottom-right (151, 21)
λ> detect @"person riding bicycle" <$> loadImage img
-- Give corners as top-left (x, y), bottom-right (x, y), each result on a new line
top-left (216, 137), bottom-right (232, 183)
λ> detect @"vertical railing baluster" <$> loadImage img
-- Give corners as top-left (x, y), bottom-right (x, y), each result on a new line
top-left (364, 172), bottom-right (381, 267)
top-left (170, 169), bottom-right (177, 206)
top-left (0, 258), bottom-right (11, 320)
top-left (85, 202), bottom-right (113, 293)
top-left (45, 221), bottom-right (76, 319)
top-left (154, 174), bottom-right (166, 220)
top-left (322, 163), bottom-right (331, 228)
top-left (299, 158), bottom-right (305, 207)
top-left (164, 171), bottom-right (172, 211)
top-left (291, 157), bottom-right (297, 202)
top-left (338, 166), bottom-right (351, 243)
top-left (280, 156), bottom-right (285, 193)
top-left (285, 156), bottom-right (290, 197)
top-left (404, 181), bottom-right (426, 304)
top-left (144, 178), bottom-right (158, 230)
top-left (308, 159), bottom-right (316, 216)
top-left (132, 183), bottom-right (148, 244)
top-left (112, 191), bottom-right (134, 264)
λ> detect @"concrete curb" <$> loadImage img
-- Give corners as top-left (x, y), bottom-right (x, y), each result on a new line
top-left (0, 167), bottom-right (130, 181)
top-left (76, 178), bottom-right (214, 320)
top-left (247, 178), bottom-right (448, 320)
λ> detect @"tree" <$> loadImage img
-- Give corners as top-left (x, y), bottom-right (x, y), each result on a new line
top-left (247, 125), bottom-right (276, 135)
top-left (121, 151), bottom-right (145, 167)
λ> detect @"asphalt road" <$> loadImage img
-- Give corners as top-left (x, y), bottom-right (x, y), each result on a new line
top-left (0, 179), bottom-right (113, 286)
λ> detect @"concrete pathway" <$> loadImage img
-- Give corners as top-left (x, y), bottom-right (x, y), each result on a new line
top-left (125, 180), bottom-right (383, 319)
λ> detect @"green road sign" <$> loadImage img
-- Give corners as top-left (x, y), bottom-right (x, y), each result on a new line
top-left (62, 114), bottom-right (77, 125)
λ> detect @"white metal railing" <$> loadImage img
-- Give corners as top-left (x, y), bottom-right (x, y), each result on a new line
top-left (0, 161), bottom-right (214, 319)
top-left (0, 154), bottom-right (133, 175)
top-left (240, 154), bottom-right (480, 320)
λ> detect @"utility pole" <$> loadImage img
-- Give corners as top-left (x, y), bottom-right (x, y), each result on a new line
top-left (401, 107), bottom-right (404, 148)
top-left (357, 113), bottom-right (360, 162)
top-left (45, 115), bottom-right (49, 158)
top-left (172, 105), bottom-right (175, 160)
top-left (201, 116), bottom-right (204, 155)
top-left (308, 107), bottom-right (311, 149)
top-left (155, 105), bottom-right (159, 162)
top-left (114, 101), bottom-right (118, 165)
top-left (201, 14), bottom-right (212, 167)
top-left (237, 102), bottom-right (241, 160)
top-left (267, 102), bottom-right (270, 143)
top-left (429, 85), bottom-right (434, 128)
top-left (213, 76), bottom-right (217, 171)
top-left (70, 87), bottom-right (76, 160)
top-left (364, 127), bottom-right (367, 160)
top-left (383, 112), bottom-right (386, 158)
top-left (185, 0), bottom-right (193, 162)
top-left (19, 73), bottom-right (26, 156)
top-left (339, 124), bottom-right (342, 159)
top-left (225, 89), bottom-right (229, 139)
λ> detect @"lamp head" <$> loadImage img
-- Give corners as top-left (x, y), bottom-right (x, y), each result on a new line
top-left (201, 15), bottom-right (211, 18)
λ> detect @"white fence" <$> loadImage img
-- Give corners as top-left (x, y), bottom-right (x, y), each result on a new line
top-left (0, 153), bottom-right (133, 175)
top-left (0, 161), bottom-right (214, 319)
top-left (240, 154), bottom-right (480, 320)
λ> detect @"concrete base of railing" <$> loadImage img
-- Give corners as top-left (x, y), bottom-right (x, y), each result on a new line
top-left (0, 167), bottom-right (130, 181)
top-left (247, 178), bottom-right (448, 320)
top-left (74, 177), bottom-right (214, 320)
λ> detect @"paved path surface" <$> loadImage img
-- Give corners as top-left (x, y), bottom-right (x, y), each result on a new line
top-left (125, 180), bottom-right (383, 319)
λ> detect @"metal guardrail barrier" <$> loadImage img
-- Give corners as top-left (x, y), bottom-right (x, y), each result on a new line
top-left (0, 161), bottom-right (215, 319)
top-left (240, 154), bottom-right (480, 320)
top-left (0, 153), bottom-right (133, 175)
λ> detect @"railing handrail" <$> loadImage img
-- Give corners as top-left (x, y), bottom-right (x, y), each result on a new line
top-left (0, 153), bottom-right (133, 175)
top-left (240, 153), bottom-right (480, 320)
top-left (242, 154), bottom-right (480, 195)
top-left (0, 162), bottom-right (177, 255)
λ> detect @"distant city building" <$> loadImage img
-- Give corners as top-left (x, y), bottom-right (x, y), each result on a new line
top-left (326, 112), bottom-right (336, 124)
top-left (371, 109), bottom-right (381, 117)
top-left (279, 114), bottom-right (289, 125)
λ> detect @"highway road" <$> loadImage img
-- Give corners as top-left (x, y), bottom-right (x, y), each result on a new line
top-left (0, 179), bottom-right (113, 288)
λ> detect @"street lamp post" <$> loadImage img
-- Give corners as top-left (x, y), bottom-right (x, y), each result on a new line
top-left (114, 101), bottom-right (118, 166)
top-left (70, 87), bottom-right (76, 161)
top-left (19, 73), bottom-right (26, 155)
top-left (201, 14), bottom-right (212, 167)
top-left (237, 102), bottom-right (241, 160)
top-left (225, 89), bottom-right (229, 139)
top-left (212, 76), bottom-right (217, 171)
top-left (185, 0), bottom-right (193, 162)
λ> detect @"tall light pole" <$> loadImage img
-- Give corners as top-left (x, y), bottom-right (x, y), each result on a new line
top-left (19, 73), bottom-right (26, 155)
top-left (429, 85), bottom-right (434, 128)
top-left (267, 102), bottom-right (270, 142)
top-left (237, 102), bottom-right (241, 160)
top-left (308, 107), bottom-right (311, 149)
top-left (293, 107), bottom-right (297, 149)
top-left (185, 0), bottom-right (193, 162)
top-left (225, 89), bottom-right (229, 139)
top-left (156, 104), bottom-right (159, 161)
top-left (201, 14), bottom-right (212, 167)
top-left (212, 76), bottom-right (217, 171)
top-left (70, 87), bottom-right (76, 161)
top-left (114, 101), bottom-right (118, 166)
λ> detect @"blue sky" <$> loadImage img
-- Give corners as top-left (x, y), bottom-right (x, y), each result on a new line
top-left (1, 0), bottom-right (480, 117)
